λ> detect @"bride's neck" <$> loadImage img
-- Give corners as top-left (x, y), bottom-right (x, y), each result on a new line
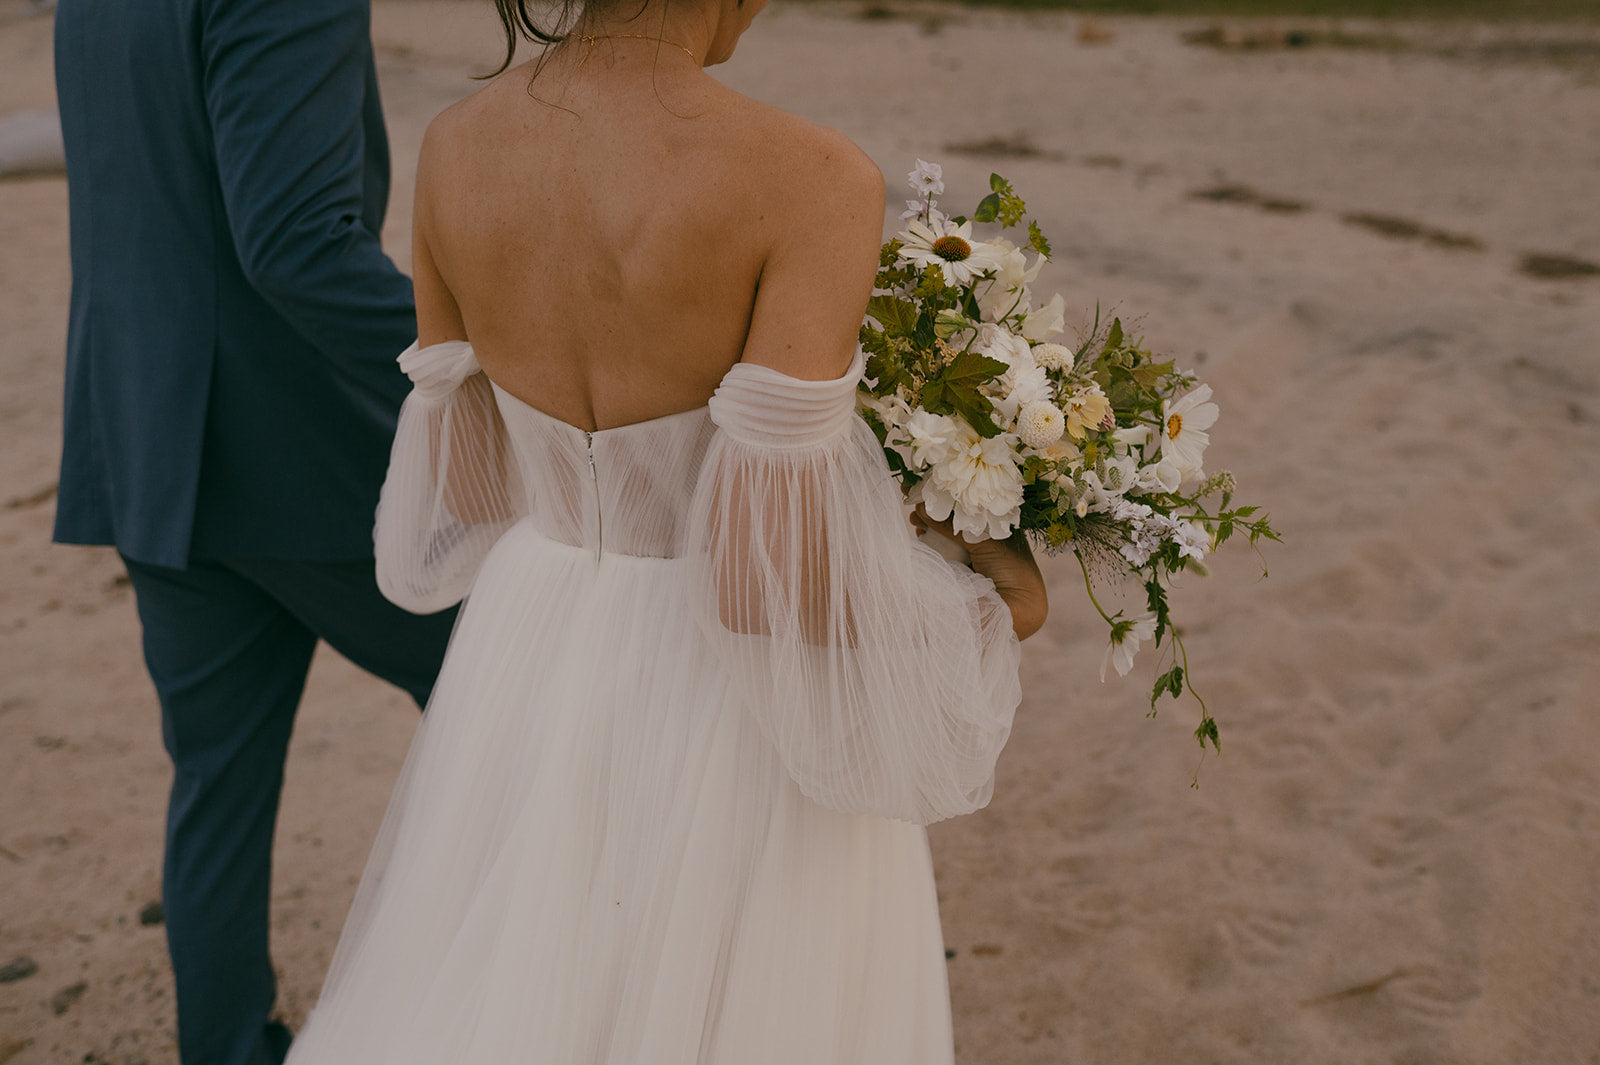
top-left (571, 0), bottom-right (721, 67)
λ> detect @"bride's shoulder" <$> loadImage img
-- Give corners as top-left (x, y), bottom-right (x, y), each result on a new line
top-left (716, 93), bottom-right (884, 209)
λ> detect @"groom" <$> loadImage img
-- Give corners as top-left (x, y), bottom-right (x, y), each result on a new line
top-left (53, 1), bottom-right (456, 1063)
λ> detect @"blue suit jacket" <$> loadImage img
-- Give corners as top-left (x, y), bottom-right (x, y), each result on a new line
top-left (53, 0), bottom-right (416, 569)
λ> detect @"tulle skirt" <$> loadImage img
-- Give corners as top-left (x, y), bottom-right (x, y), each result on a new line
top-left (285, 520), bottom-right (957, 1065)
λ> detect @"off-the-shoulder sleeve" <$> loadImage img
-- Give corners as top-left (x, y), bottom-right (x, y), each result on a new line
top-left (374, 340), bottom-right (524, 613)
top-left (686, 353), bottom-right (1022, 825)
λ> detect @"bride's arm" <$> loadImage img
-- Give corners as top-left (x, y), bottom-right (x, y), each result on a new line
top-left (406, 134), bottom-right (516, 527)
top-left (737, 127), bottom-right (884, 382)
top-left (728, 129), bottom-right (1047, 639)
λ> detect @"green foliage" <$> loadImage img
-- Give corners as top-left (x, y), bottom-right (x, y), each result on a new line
top-left (866, 295), bottom-right (918, 335)
top-left (1027, 219), bottom-right (1052, 259)
top-left (921, 349), bottom-right (1008, 438)
top-left (1150, 665), bottom-right (1184, 713)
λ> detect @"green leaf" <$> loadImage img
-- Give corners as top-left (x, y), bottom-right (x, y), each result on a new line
top-left (1149, 666), bottom-right (1184, 712)
top-left (925, 348), bottom-right (1008, 438)
top-left (1144, 577), bottom-right (1171, 645)
top-left (1101, 318), bottom-right (1124, 355)
top-left (1129, 358), bottom-right (1177, 395)
top-left (1194, 716), bottom-right (1221, 753)
top-left (866, 295), bottom-right (918, 336)
top-left (990, 172), bottom-right (1006, 193)
top-left (973, 192), bottom-right (1001, 224)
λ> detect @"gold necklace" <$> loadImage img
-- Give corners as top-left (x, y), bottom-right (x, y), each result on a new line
top-left (570, 33), bottom-right (699, 67)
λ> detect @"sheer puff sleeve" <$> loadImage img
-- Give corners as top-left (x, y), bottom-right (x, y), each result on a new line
top-left (688, 353), bottom-right (1023, 825)
top-left (374, 340), bottom-right (524, 614)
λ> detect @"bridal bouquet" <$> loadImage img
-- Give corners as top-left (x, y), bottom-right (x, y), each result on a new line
top-left (858, 160), bottom-right (1278, 757)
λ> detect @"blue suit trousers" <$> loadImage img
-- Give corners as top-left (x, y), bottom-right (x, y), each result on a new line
top-left (121, 556), bottom-right (456, 1065)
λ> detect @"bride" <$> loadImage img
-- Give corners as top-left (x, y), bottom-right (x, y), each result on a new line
top-left (285, 0), bottom-right (1048, 1060)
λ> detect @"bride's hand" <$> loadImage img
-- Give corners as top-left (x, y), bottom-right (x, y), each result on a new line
top-left (911, 507), bottom-right (1048, 641)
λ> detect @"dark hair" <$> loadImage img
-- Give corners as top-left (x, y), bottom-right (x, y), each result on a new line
top-left (486, 0), bottom-right (650, 77)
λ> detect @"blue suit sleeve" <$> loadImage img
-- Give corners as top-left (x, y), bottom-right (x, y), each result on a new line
top-left (201, 0), bottom-right (415, 372)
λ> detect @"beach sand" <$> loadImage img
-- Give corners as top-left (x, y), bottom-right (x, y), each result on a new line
top-left (3, 2), bottom-right (1599, 1061)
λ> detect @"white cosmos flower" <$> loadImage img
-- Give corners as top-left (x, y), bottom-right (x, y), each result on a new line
top-left (1015, 401), bottom-right (1066, 450)
top-left (1021, 292), bottom-right (1067, 341)
top-left (898, 218), bottom-right (1001, 287)
top-left (1101, 613), bottom-right (1158, 681)
top-left (917, 424), bottom-right (1025, 541)
top-left (1159, 384), bottom-right (1219, 471)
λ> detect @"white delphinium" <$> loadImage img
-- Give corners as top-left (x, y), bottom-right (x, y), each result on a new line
top-left (1033, 342), bottom-right (1076, 372)
top-left (1101, 612), bottom-right (1158, 681)
top-left (901, 159), bottom-right (946, 221)
top-left (1159, 383), bottom-right (1219, 471)
top-left (1015, 400), bottom-right (1066, 451)
top-left (909, 158), bottom-right (944, 198)
top-left (1166, 518), bottom-right (1212, 562)
top-left (917, 425), bottom-right (1026, 540)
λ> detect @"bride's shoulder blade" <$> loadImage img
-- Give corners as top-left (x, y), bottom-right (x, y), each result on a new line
top-left (731, 106), bottom-right (887, 382)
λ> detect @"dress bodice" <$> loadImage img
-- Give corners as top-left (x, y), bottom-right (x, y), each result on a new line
top-left (489, 385), bottom-right (717, 560)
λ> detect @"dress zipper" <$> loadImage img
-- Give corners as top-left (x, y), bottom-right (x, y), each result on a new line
top-left (584, 431), bottom-right (602, 562)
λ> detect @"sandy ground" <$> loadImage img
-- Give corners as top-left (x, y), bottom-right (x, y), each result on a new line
top-left (4, 1), bottom-right (1600, 1062)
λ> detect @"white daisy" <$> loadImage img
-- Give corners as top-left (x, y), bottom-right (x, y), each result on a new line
top-left (897, 218), bottom-right (1001, 287)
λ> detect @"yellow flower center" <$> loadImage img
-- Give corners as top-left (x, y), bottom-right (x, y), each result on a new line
top-left (1167, 413), bottom-right (1183, 440)
top-left (931, 235), bottom-right (972, 262)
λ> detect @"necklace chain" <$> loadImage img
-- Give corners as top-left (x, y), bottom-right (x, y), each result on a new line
top-left (570, 33), bottom-right (698, 67)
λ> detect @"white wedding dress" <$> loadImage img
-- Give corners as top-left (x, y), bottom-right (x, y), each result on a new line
top-left (283, 340), bottom-right (1023, 1064)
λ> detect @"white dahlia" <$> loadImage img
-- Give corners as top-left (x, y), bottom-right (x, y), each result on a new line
top-left (1015, 401), bottom-right (1066, 450)
top-left (1033, 342), bottom-right (1075, 372)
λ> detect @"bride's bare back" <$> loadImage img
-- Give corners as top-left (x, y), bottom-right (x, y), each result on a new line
top-left (413, 5), bottom-right (886, 431)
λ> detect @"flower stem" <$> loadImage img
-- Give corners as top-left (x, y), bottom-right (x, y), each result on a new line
top-left (1074, 550), bottom-right (1116, 625)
